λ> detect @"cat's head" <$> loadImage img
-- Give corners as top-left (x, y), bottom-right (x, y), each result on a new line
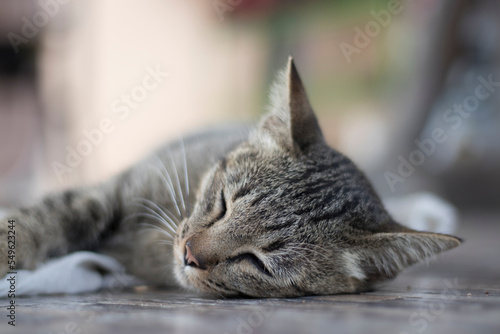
top-left (173, 58), bottom-right (461, 297)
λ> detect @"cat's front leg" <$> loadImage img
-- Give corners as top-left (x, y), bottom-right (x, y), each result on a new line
top-left (0, 186), bottom-right (121, 277)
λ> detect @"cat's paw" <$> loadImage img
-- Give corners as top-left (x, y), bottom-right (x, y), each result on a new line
top-left (384, 192), bottom-right (458, 234)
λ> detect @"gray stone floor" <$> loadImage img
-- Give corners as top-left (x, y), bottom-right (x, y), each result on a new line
top-left (1, 211), bottom-right (499, 334)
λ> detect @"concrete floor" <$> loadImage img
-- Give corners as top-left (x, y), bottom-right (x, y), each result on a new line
top-left (1, 211), bottom-right (499, 334)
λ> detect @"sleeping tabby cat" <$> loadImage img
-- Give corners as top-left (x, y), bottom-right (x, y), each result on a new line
top-left (0, 58), bottom-right (461, 297)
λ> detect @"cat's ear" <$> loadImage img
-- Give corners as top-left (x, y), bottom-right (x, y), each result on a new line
top-left (344, 231), bottom-right (461, 281)
top-left (259, 57), bottom-right (324, 152)
top-left (287, 57), bottom-right (324, 151)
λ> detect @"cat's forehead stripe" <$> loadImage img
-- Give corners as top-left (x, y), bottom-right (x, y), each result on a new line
top-left (262, 240), bottom-right (286, 252)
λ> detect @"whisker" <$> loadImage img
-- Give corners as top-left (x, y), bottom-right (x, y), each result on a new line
top-left (166, 149), bottom-right (187, 215)
top-left (151, 156), bottom-right (183, 218)
top-left (236, 118), bottom-right (253, 143)
top-left (134, 212), bottom-right (176, 237)
top-left (135, 197), bottom-right (180, 227)
top-left (179, 137), bottom-right (191, 216)
top-left (295, 243), bottom-right (333, 259)
top-left (135, 204), bottom-right (178, 235)
top-left (140, 221), bottom-right (175, 239)
top-left (158, 240), bottom-right (175, 246)
top-left (272, 249), bottom-right (312, 267)
top-left (274, 249), bottom-right (311, 266)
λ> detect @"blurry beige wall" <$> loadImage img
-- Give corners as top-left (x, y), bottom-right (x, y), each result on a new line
top-left (41, 0), bottom-right (267, 190)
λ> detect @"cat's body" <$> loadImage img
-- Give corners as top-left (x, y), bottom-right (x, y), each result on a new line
top-left (1, 125), bottom-right (248, 286)
top-left (0, 59), bottom-right (461, 297)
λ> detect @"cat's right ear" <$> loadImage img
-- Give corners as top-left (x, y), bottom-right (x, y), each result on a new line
top-left (258, 57), bottom-right (324, 153)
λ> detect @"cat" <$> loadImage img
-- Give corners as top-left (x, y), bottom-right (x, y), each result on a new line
top-left (0, 58), bottom-right (461, 297)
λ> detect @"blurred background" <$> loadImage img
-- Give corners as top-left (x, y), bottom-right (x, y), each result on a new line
top-left (0, 0), bottom-right (499, 211)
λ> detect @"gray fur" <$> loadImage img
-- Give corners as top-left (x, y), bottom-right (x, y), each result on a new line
top-left (0, 58), bottom-right (461, 297)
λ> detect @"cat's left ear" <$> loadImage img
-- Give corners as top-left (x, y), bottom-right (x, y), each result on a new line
top-left (344, 230), bottom-right (461, 282)
top-left (260, 57), bottom-right (324, 152)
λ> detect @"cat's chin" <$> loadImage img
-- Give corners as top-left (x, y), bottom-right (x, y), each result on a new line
top-left (172, 249), bottom-right (206, 293)
top-left (173, 262), bottom-right (199, 292)
top-left (175, 261), bottom-right (234, 296)
top-left (174, 266), bottom-right (215, 294)
top-left (173, 234), bottom-right (213, 293)
top-left (172, 236), bottom-right (193, 289)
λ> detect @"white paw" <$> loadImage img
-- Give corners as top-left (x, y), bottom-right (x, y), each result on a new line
top-left (383, 192), bottom-right (458, 234)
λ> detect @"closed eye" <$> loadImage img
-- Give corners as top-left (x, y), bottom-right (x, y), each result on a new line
top-left (215, 189), bottom-right (227, 221)
top-left (203, 189), bottom-right (227, 228)
top-left (231, 253), bottom-right (273, 277)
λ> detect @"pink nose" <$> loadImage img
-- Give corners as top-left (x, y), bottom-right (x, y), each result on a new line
top-left (185, 241), bottom-right (200, 268)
